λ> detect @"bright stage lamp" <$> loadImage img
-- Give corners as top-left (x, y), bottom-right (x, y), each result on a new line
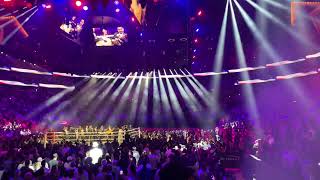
top-left (115, 8), bottom-right (120, 13)
top-left (75, 1), bottom-right (82, 7)
top-left (83, 6), bottom-right (88, 11)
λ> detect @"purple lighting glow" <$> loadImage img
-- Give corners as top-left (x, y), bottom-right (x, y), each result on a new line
top-left (115, 8), bottom-right (120, 13)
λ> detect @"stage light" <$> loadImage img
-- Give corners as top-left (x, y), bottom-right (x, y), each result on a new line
top-left (193, 55), bottom-right (196, 59)
top-left (1, 7), bottom-right (38, 45)
top-left (131, 17), bottom-right (135, 22)
top-left (197, 10), bottom-right (203, 16)
top-left (108, 73), bottom-right (137, 124)
top-left (230, 0), bottom-right (262, 135)
top-left (173, 69), bottom-right (202, 112)
top-left (75, 1), bottom-right (82, 7)
top-left (212, 0), bottom-right (229, 104)
top-left (140, 32), bottom-right (143, 37)
top-left (163, 69), bottom-right (185, 126)
top-left (196, 28), bottom-right (200, 32)
top-left (245, 0), bottom-right (315, 48)
top-left (83, 6), bottom-right (88, 11)
top-left (193, 49), bottom-right (197, 53)
top-left (115, 8), bottom-right (120, 13)
top-left (41, 4), bottom-right (51, 8)
top-left (127, 72), bottom-right (142, 123)
top-left (152, 71), bottom-right (162, 126)
top-left (194, 38), bottom-right (198, 43)
top-left (180, 69), bottom-right (217, 112)
top-left (157, 70), bottom-right (174, 125)
top-left (4, 0), bottom-right (11, 2)
top-left (114, 0), bottom-right (119, 5)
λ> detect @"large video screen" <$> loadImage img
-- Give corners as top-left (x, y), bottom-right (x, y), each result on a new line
top-left (60, 15), bottom-right (129, 47)
top-left (60, 16), bottom-right (85, 41)
top-left (93, 26), bottom-right (128, 47)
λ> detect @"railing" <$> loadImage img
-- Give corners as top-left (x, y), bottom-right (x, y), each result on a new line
top-left (43, 128), bottom-right (141, 148)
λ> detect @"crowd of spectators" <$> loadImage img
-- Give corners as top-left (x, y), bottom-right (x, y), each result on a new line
top-left (0, 119), bottom-right (253, 180)
top-left (0, 115), bottom-right (318, 180)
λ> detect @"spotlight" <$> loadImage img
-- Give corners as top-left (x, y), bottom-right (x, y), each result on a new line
top-left (114, 0), bottom-right (119, 5)
top-left (83, 6), bottom-right (88, 11)
top-left (197, 10), bottom-right (203, 16)
top-left (194, 38), bottom-right (198, 43)
top-left (75, 1), bottom-right (82, 7)
top-left (140, 32), bottom-right (143, 37)
top-left (196, 28), bottom-right (200, 32)
top-left (131, 17), bottom-right (135, 22)
top-left (193, 49), bottom-right (197, 52)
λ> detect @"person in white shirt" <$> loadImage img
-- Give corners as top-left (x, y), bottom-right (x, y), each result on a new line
top-left (87, 142), bottom-right (103, 164)
top-left (64, 156), bottom-right (73, 170)
top-left (132, 147), bottom-right (140, 165)
top-left (33, 157), bottom-right (43, 171)
top-left (49, 153), bottom-right (59, 169)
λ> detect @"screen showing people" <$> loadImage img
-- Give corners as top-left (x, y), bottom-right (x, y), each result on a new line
top-left (60, 16), bottom-right (85, 40)
top-left (93, 26), bottom-right (128, 47)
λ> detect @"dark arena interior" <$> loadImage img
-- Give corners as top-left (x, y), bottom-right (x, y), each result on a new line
top-left (1, 0), bottom-right (320, 179)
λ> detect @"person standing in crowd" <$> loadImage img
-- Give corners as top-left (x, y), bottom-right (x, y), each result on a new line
top-left (87, 142), bottom-right (103, 164)
top-left (49, 153), bottom-right (58, 169)
top-left (132, 147), bottom-right (140, 165)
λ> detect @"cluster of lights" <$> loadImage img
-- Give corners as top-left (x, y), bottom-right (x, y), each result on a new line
top-left (75, 0), bottom-right (89, 11)
top-left (42, 1), bottom-right (88, 10)
top-left (114, 0), bottom-right (120, 13)
top-left (41, 4), bottom-right (52, 9)
top-left (113, 0), bottom-right (136, 24)
top-left (192, 10), bottom-right (204, 61)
